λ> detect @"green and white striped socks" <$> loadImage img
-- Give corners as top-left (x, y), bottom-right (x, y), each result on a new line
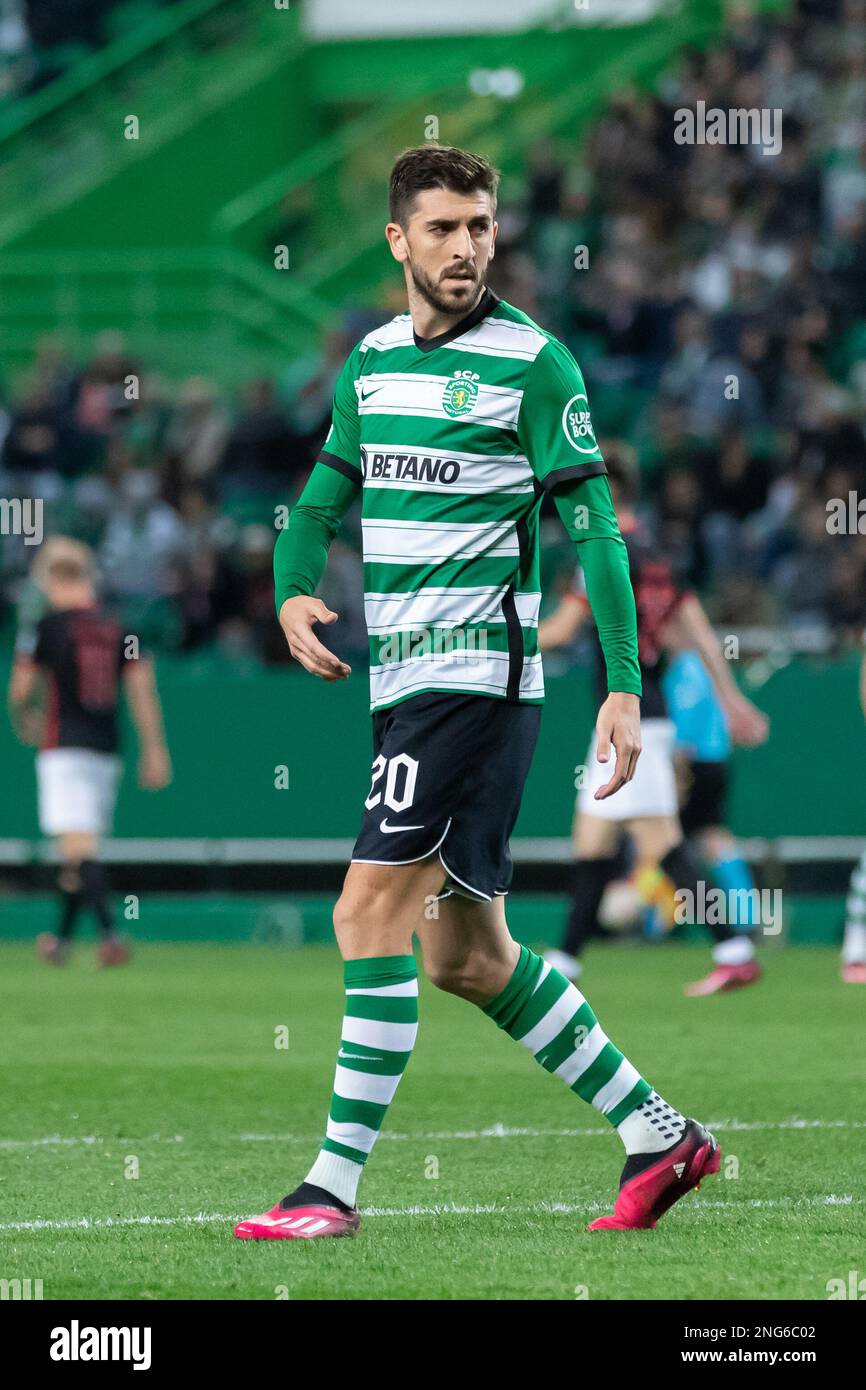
top-left (483, 944), bottom-right (683, 1152)
top-left (305, 954), bottom-right (419, 1208)
top-left (306, 945), bottom-right (682, 1209)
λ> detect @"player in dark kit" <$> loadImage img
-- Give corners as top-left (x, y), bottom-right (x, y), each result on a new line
top-left (539, 448), bottom-right (770, 994)
top-left (7, 539), bottom-right (172, 965)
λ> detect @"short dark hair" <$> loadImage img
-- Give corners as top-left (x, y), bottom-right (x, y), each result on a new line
top-left (389, 144), bottom-right (500, 227)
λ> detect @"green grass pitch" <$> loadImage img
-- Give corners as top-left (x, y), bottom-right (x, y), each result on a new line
top-left (1, 936), bottom-right (863, 1300)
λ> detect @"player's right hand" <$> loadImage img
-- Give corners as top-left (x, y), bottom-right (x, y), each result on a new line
top-left (139, 743), bottom-right (172, 790)
top-left (594, 690), bottom-right (641, 799)
top-left (279, 596), bottom-right (351, 682)
top-left (724, 694), bottom-right (769, 747)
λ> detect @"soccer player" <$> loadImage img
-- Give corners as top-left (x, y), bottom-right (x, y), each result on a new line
top-left (538, 450), bottom-right (769, 995)
top-left (7, 538), bottom-right (172, 965)
top-left (662, 643), bottom-right (762, 936)
top-left (840, 639), bottom-right (866, 983)
top-left (235, 145), bottom-right (723, 1241)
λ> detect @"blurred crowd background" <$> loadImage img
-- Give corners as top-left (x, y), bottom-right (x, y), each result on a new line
top-left (2, 0), bottom-right (866, 667)
top-left (0, 1), bottom-right (183, 102)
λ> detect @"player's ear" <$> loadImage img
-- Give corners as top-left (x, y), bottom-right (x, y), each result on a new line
top-left (385, 221), bottom-right (408, 264)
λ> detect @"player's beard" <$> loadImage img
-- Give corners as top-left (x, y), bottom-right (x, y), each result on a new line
top-left (407, 254), bottom-right (483, 318)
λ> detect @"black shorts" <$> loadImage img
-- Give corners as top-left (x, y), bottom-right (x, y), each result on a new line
top-left (351, 691), bottom-right (541, 902)
top-left (680, 759), bottom-right (729, 836)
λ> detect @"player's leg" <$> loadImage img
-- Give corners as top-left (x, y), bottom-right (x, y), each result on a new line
top-left (86, 753), bottom-right (127, 965)
top-left (302, 854), bottom-right (446, 1205)
top-left (841, 846), bottom-right (866, 983)
top-left (35, 750), bottom-right (85, 963)
top-left (236, 692), bottom-right (491, 1240)
top-left (37, 849), bottom-right (83, 965)
top-left (628, 812), bottom-right (688, 923)
top-left (545, 808), bottom-right (620, 980)
top-left (234, 854), bottom-right (446, 1240)
top-left (697, 824), bottom-right (760, 923)
top-left (684, 758), bottom-right (762, 952)
top-left (417, 880), bottom-right (519, 1001)
top-left (64, 831), bottom-right (109, 936)
top-left (419, 891), bottom-right (720, 1231)
top-left (614, 714), bottom-right (696, 926)
top-left (547, 718), bottom-right (640, 981)
top-left (57, 862), bottom-right (84, 941)
top-left (36, 748), bottom-right (127, 965)
top-left (552, 716), bottom-right (682, 978)
top-left (627, 814), bottom-right (761, 994)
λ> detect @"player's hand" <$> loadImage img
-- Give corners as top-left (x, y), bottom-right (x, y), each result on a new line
top-left (279, 596), bottom-right (351, 682)
top-left (139, 743), bottom-right (172, 790)
top-left (594, 691), bottom-right (641, 800)
top-left (724, 694), bottom-right (769, 747)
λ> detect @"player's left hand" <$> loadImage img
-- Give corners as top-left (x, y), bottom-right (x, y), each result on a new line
top-left (594, 691), bottom-right (641, 800)
top-left (139, 743), bottom-right (173, 790)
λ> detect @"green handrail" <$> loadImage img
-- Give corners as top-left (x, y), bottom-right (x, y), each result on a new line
top-left (0, 0), bottom-right (239, 144)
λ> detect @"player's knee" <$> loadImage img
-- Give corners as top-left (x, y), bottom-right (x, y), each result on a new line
top-left (424, 949), bottom-right (501, 1002)
top-left (58, 865), bottom-right (81, 893)
top-left (332, 887), bottom-right (405, 955)
top-left (59, 832), bottom-right (95, 866)
top-left (332, 892), bottom-right (362, 944)
top-left (423, 953), bottom-right (462, 995)
top-left (658, 832), bottom-right (683, 862)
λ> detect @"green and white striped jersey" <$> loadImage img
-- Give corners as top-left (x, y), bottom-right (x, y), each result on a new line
top-left (319, 287), bottom-right (606, 712)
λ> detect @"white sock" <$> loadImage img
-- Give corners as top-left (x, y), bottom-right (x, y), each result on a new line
top-left (543, 948), bottom-right (582, 981)
top-left (617, 1090), bottom-right (687, 1155)
top-left (842, 922), bottom-right (866, 965)
top-left (712, 935), bottom-right (755, 966)
top-left (305, 1150), bottom-right (362, 1208)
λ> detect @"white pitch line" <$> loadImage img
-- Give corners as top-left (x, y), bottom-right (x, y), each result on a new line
top-left (0, 1134), bottom-right (185, 1151)
top-left (0, 1213), bottom-right (238, 1233)
top-left (2, 1117), bottom-right (864, 1151)
top-left (0, 1194), bottom-right (858, 1234)
top-left (362, 1196), bottom-right (859, 1217)
top-left (238, 1117), bottom-right (866, 1143)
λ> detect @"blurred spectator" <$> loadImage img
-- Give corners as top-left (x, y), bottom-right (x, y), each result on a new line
top-left (653, 464), bottom-right (708, 590)
top-left (99, 469), bottom-right (187, 601)
top-left (702, 429), bottom-right (772, 521)
top-left (163, 377), bottom-right (230, 486)
top-left (220, 378), bottom-right (298, 495)
top-left (1, 373), bottom-right (69, 476)
top-left (769, 496), bottom-right (839, 627)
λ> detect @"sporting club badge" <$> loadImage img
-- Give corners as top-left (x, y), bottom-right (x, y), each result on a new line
top-left (442, 371), bottom-right (480, 417)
